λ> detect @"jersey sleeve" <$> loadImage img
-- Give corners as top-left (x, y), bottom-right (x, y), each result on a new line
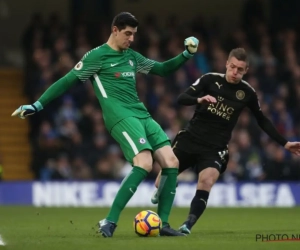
top-left (177, 74), bottom-right (210, 105)
top-left (132, 51), bottom-right (156, 74)
top-left (71, 49), bottom-right (102, 82)
top-left (38, 72), bottom-right (79, 107)
top-left (247, 91), bottom-right (288, 146)
top-left (187, 74), bottom-right (210, 95)
top-left (247, 91), bottom-right (263, 118)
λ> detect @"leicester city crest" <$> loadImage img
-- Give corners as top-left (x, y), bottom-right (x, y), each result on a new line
top-left (236, 90), bottom-right (245, 100)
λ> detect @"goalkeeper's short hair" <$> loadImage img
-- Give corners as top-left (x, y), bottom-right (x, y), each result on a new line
top-left (112, 12), bottom-right (138, 31)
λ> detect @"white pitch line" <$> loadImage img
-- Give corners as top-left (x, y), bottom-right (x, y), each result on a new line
top-left (0, 235), bottom-right (5, 246)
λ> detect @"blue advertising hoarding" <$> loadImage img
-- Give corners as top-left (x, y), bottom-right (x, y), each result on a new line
top-left (0, 181), bottom-right (299, 207)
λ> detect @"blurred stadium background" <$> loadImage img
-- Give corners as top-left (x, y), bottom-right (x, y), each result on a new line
top-left (0, 0), bottom-right (300, 207)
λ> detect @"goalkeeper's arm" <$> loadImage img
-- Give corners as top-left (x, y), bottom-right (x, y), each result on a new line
top-left (11, 72), bottom-right (78, 118)
top-left (149, 36), bottom-right (199, 76)
top-left (37, 72), bottom-right (78, 107)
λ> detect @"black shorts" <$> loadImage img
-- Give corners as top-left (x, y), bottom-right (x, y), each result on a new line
top-left (171, 130), bottom-right (229, 174)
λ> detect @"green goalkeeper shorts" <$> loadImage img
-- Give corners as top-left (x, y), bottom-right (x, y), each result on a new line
top-left (111, 117), bottom-right (170, 164)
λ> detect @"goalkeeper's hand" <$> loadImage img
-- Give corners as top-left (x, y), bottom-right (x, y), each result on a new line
top-left (183, 36), bottom-right (199, 59)
top-left (11, 101), bottom-right (43, 119)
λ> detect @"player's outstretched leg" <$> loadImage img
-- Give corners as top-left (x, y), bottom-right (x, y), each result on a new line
top-left (178, 189), bottom-right (209, 235)
top-left (154, 146), bottom-right (186, 236)
top-left (99, 152), bottom-right (151, 237)
top-left (178, 167), bottom-right (219, 234)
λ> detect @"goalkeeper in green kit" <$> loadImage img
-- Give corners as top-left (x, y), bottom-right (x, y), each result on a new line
top-left (12, 12), bottom-right (198, 237)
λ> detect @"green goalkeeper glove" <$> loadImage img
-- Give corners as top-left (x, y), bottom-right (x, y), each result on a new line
top-left (183, 36), bottom-right (199, 59)
top-left (11, 101), bottom-right (43, 119)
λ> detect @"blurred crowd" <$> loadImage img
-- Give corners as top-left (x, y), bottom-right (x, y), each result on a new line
top-left (22, 2), bottom-right (300, 182)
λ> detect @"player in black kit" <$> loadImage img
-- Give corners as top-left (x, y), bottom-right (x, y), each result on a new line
top-left (151, 48), bottom-right (300, 234)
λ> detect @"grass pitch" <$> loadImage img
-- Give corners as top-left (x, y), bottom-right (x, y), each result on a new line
top-left (0, 207), bottom-right (299, 250)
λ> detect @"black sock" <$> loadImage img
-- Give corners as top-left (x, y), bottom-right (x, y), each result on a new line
top-left (184, 190), bottom-right (209, 230)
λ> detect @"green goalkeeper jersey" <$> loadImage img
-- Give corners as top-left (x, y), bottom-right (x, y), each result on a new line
top-left (72, 44), bottom-right (157, 131)
top-left (37, 43), bottom-right (189, 131)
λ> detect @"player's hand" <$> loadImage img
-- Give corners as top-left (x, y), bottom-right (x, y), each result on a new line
top-left (11, 101), bottom-right (43, 119)
top-left (197, 95), bottom-right (217, 104)
top-left (284, 141), bottom-right (300, 156)
top-left (183, 36), bottom-right (199, 59)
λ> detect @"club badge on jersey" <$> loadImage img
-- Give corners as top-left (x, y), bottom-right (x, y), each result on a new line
top-left (236, 90), bottom-right (245, 100)
top-left (139, 138), bottom-right (146, 144)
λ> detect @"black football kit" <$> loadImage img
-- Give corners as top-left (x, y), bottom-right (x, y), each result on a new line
top-left (173, 73), bottom-right (287, 174)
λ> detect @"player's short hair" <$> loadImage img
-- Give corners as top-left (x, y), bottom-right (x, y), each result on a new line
top-left (112, 12), bottom-right (139, 31)
top-left (228, 48), bottom-right (249, 66)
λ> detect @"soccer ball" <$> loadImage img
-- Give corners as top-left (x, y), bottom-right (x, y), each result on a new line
top-left (133, 210), bottom-right (162, 237)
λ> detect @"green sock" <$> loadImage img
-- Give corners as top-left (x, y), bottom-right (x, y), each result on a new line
top-left (157, 168), bottom-right (178, 226)
top-left (106, 166), bottom-right (148, 224)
